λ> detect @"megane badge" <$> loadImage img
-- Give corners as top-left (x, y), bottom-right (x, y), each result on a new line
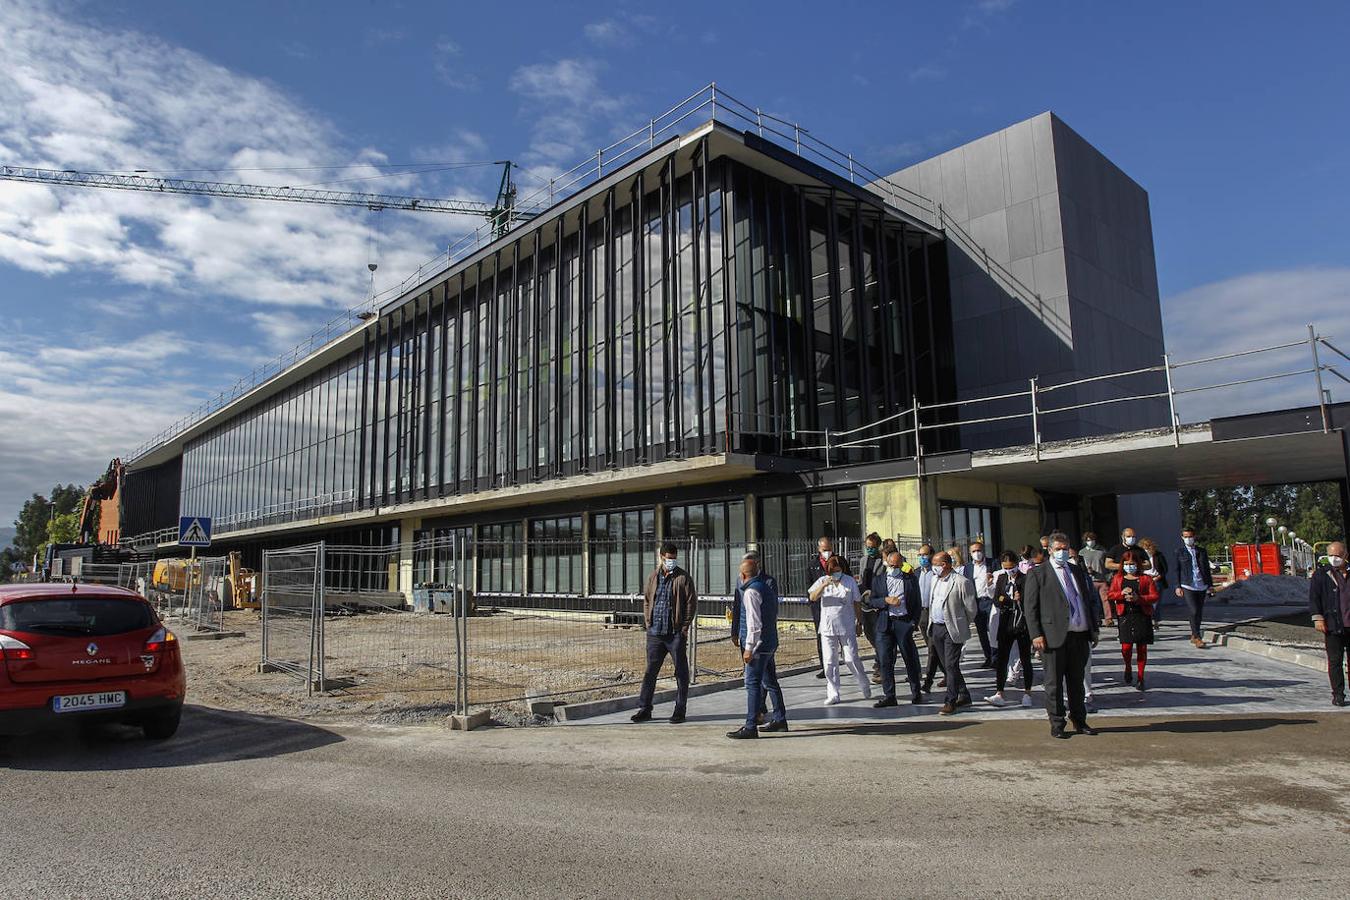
top-left (86, 642), bottom-right (99, 656)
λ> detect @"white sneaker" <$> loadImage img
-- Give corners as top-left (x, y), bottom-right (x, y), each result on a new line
top-left (861, 688), bottom-right (873, 701)
top-left (986, 693), bottom-right (1005, 707)
top-left (1009, 661), bottom-right (1023, 677)
top-left (824, 696), bottom-right (841, 706)
top-left (1021, 694), bottom-right (1034, 708)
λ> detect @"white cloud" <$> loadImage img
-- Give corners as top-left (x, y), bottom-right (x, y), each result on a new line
top-left (433, 36), bottom-right (479, 91)
top-left (1161, 267), bottom-right (1350, 421)
top-left (507, 58), bottom-right (630, 177)
top-left (909, 65), bottom-right (948, 82)
top-left (583, 20), bottom-right (629, 46)
top-left (0, 0), bottom-right (463, 314)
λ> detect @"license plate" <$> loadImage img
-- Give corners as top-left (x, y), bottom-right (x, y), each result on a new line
top-left (52, 691), bottom-right (127, 713)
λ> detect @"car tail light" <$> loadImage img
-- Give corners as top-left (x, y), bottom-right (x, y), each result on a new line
top-left (0, 634), bottom-right (35, 661)
top-left (144, 627), bottom-right (178, 653)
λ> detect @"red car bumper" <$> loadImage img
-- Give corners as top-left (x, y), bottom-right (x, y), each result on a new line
top-left (0, 662), bottom-right (186, 735)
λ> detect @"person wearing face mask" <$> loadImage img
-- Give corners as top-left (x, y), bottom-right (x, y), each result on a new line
top-left (1138, 537), bottom-right (1169, 629)
top-left (1079, 532), bottom-right (1111, 627)
top-left (926, 551), bottom-right (978, 715)
top-left (1018, 544), bottom-right (1037, 575)
top-left (1172, 528), bottom-right (1214, 649)
top-left (1108, 549), bottom-right (1159, 691)
top-left (857, 533), bottom-right (888, 683)
top-left (915, 544), bottom-right (947, 694)
top-left (805, 536), bottom-right (834, 679)
top-left (1106, 528), bottom-right (1140, 580)
top-left (987, 551), bottom-right (1034, 708)
top-left (807, 556), bottom-right (871, 704)
top-left (961, 540), bottom-right (996, 668)
top-left (632, 542), bottom-right (699, 724)
top-left (1024, 532), bottom-right (1102, 739)
top-left (865, 549), bottom-right (924, 706)
top-left (1308, 540), bottom-right (1349, 707)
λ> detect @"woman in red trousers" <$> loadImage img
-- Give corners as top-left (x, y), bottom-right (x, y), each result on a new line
top-left (1108, 549), bottom-right (1159, 691)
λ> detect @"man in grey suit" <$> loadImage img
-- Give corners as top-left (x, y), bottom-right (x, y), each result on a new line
top-left (927, 551), bottom-right (979, 715)
top-left (1024, 531), bottom-right (1102, 739)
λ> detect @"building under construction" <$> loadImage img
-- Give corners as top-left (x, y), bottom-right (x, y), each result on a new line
top-left (91, 87), bottom-right (1349, 598)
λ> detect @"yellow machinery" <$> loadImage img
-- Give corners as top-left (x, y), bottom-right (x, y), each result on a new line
top-left (151, 558), bottom-right (196, 593)
top-left (228, 551), bottom-right (259, 610)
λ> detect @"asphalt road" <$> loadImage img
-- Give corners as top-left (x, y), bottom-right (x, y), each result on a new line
top-left (2, 706), bottom-right (1348, 899)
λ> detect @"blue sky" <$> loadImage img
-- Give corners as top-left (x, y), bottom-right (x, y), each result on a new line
top-left (2, 0), bottom-right (1348, 527)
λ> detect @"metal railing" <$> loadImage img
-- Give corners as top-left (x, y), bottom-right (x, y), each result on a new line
top-left (807, 325), bottom-right (1344, 470)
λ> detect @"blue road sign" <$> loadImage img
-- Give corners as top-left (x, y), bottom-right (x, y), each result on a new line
top-left (178, 516), bottom-right (213, 547)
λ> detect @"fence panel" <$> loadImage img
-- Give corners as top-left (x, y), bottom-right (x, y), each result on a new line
top-left (317, 542), bottom-right (459, 695)
top-left (184, 556), bottom-right (228, 632)
top-left (261, 543), bottom-right (323, 690)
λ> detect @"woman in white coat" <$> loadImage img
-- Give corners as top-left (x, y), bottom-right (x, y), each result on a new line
top-left (807, 556), bottom-right (872, 705)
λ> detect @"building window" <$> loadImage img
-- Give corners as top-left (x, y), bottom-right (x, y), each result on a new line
top-left (939, 503), bottom-right (1000, 552)
top-left (478, 522), bottom-right (522, 593)
top-left (528, 515), bottom-right (582, 594)
top-left (664, 499), bottom-right (746, 597)
top-left (591, 508), bottom-right (655, 595)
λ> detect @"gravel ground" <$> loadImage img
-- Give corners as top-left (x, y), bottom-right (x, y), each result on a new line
top-left (2, 707), bottom-right (1347, 898)
top-left (1223, 612), bottom-right (1323, 648)
top-left (175, 608), bottom-right (816, 727)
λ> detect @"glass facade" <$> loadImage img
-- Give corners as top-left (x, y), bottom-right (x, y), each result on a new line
top-left (177, 143), bottom-right (952, 533)
top-left (590, 508), bottom-right (656, 595)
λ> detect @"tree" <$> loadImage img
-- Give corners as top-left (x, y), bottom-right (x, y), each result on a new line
top-left (10, 483), bottom-right (87, 565)
top-left (1180, 481), bottom-right (1345, 556)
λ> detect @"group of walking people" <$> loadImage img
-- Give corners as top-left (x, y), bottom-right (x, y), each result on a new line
top-left (628, 526), bottom-right (1347, 740)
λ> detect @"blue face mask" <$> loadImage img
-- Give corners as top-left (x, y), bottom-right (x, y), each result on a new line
top-left (888, 566), bottom-right (902, 576)
top-left (1054, 549), bottom-right (1072, 563)
top-left (1123, 564), bottom-right (1138, 575)
top-left (918, 555), bottom-right (930, 568)
top-left (663, 557), bottom-right (677, 572)
top-left (829, 572), bottom-right (842, 582)
top-left (866, 547), bottom-right (879, 558)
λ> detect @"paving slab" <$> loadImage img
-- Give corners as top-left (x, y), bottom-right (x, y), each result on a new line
top-left (569, 623), bottom-right (1343, 728)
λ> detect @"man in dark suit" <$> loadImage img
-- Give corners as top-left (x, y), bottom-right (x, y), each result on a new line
top-left (856, 532), bottom-right (887, 682)
top-left (1173, 527), bottom-right (1215, 649)
top-left (865, 549), bottom-right (924, 706)
top-left (1024, 531), bottom-right (1102, 739)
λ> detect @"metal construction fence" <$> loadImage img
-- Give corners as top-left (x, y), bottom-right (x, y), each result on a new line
top-left (261, 544), bottom-right (325, 691)
top-left (247, 535), bottom-right (912, 711)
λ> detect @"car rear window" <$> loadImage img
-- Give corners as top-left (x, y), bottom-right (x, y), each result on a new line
top-left (0, 597), bottom-right (155, 636)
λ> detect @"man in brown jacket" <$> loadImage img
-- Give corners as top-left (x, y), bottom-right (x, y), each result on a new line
top-left (632, 541), bottom-right (699, 724)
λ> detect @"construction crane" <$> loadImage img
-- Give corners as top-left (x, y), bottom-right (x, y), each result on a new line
top-left (0, 161), bottom-right (528, 237)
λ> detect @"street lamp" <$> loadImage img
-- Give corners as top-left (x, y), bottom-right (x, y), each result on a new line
top-left (1278, 524), bottom-right (1288, 546)
top-left (1265, 517), bottom-right (1278, 543)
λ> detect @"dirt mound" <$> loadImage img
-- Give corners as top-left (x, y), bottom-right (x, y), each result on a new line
top-left (1215, 574), bottom-right (1308, 606)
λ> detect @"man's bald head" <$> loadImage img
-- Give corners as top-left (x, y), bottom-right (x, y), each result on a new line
top-left (739, 558), bottom-right (760, 580)
top-left (1328, 541), bottom-right (1346, 561)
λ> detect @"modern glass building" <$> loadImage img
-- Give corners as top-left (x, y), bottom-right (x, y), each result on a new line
top-left (119, 109), bottom-right (1181, 592)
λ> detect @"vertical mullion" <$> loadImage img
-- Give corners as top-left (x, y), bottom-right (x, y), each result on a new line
top-left (578, 200), bottom-right (590, 473)
top-left (797, 189), bottom-right (818, 435)
top-left (663, 157), bottom-right (677, 458)
top-left (633, 171), bottom-right (646, 462)
top-left (437, 282), bottom-right (449, 496)
top-left (553, 216), bottom-right (565, 476)
top-left (508, 241), bottom-right (520, 485)
top-left (690, 140), bottom-right (705, 454)
top-left (486, 254), bottom-right (499, 487)
top-left (604, 188), bottom-right (617, 469)
top-left (380, 314), bottom-right (393, 505)
top-left (357, 324), bottom-right (370, 507)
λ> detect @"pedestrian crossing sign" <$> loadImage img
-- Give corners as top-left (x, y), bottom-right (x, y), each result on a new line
top-left (178, 516), bottom-right (212, 547)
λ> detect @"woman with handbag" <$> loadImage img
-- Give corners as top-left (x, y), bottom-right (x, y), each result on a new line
top-left (986, 550), bottom-right (1035, 708)
top-left (1108, 549), bottom-right (1160, 691)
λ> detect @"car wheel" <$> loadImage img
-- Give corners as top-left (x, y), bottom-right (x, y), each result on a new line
top-left (141, 708), bottom-right (182, 740)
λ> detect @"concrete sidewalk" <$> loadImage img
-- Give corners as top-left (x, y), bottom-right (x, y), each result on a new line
top-left (570, 621), bottom-right (1341, 728)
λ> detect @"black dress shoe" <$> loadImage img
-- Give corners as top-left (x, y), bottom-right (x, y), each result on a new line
top-left (726, 726), bottom-right (759, 740)
top-left (954, 696), bottom-right (972, 709)
top-left (815, 670), bottom-right (827, 679)
top-left (759, 720), bottom-right (789, 733)
top-left (873, 696), bottom-right (898, 708)
top-left (1333, 695), bottom-right (1346, 708)
top-left (911, 693), bottom-right (924, 705)
top-left (669, 712), bottom-right (686, 724)
top-left (921, 681), bottom-right (933, 694)
top-left (630, 709), bottom-right (652, 723)
top-left (1073, 721), bottom-right (1098, 736)
top-left (1124, 668), bottom-right (1134, 685)
top-left (1136, 678), bottom-right (1146, 692)
top-left (1051, 726), bottom-right (1070, 740)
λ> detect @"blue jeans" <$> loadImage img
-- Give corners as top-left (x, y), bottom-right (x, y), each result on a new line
top-left (744, 650), bottom-right (786, 728)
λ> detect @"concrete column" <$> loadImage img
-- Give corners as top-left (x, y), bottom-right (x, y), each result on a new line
top-left (397, 516), bottom-right (420, 605)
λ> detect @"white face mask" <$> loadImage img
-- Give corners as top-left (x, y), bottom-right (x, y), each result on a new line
top-left (933, 564), bottom-right (947, 577)
top-left (1123, 535), bottom-right (1137, 546)
top-left (970, 551), bottom-right (984, 562)
top-left (663, 557), bottom-right (677, 572)
top-left (1183, 536), bottom-right (1196, 547)
top-left (1123, 564), bottom-right (1138, 575)
top-left (1330, 555), bottom-right (1346, 568)
top-left (820, 549), bottom-right (832, 560)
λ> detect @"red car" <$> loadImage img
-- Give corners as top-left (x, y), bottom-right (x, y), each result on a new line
top-left (0, 583), bottom-right (186, 739)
